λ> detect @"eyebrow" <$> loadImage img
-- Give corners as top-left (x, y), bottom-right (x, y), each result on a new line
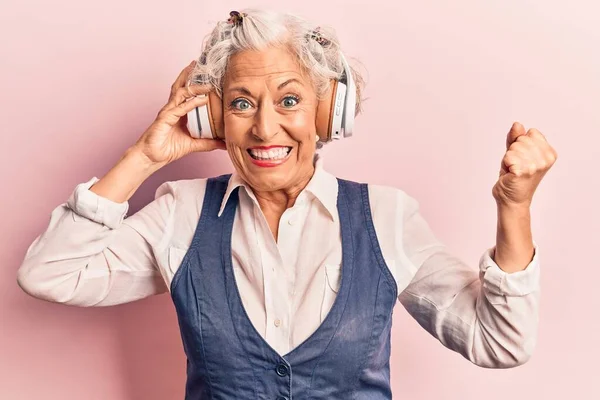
top-left (277, 78), bottom-right (303, 90)
top-left (228, 86), bottom-right (253, 96)
top-left (227, 78), bottom-right (304, 96)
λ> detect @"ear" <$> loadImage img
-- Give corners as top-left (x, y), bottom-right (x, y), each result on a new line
top-left (207, 91), bottom-right (224, 139)
top-left (315, 79), bottom-right (338, 142)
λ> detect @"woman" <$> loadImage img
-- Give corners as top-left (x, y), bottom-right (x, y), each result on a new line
top-left (16, 9), bottom-right (557, 400)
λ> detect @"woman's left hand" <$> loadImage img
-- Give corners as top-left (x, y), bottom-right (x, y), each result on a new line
top-left (492, 122), bottom-right (558, 207)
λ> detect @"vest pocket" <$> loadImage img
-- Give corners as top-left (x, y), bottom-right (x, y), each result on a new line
top-left (168, 246), bottom-right (188, 275)
top-left (320, 264), bottom-right (342, 322)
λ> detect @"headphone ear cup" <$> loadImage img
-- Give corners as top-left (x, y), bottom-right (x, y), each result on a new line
top-left (205, 91), bottom-right (223, 140)
top-left (315, 79), bottom-right (338, 143)
top-left (186, 92), bottom-right (222, 139)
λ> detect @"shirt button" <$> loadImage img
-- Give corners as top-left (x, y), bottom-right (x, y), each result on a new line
top-left (275, 363), bottom-right (289, 377)
top-left (287, 218), bottom-right (295, 225)
top-left (274, 318), bottom-right (281, 327)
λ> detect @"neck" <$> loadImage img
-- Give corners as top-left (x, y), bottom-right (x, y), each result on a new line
top-left (252, 164), bottom-right (315, 242)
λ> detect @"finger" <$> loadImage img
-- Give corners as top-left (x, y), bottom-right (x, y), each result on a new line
top-left (502, 150), bottom-right (526, 176)
top-left (506, 121), bottom-right (527, 150)
top-left (527, 128), bottom-right (549, 146)
top-left (165, 84), bottom-right (213, 111)
top-left (513, 135), bottom-right (536, 154)
top-left (526, 128), bottom-right (558, 164)
top-left (169, 60), bottom-right (197, 101)
top-left (508, 141), bottom-right (529, 157)
top-left (160, 95), bottom-right (209, 123)
top-left (514, 135), bottom-right (547, 163)
top-left (515, 134), bottom-right (534, 145)
top-left (508, 142), bottom-right (542, 171)
top-left (505, 148), bottom-right (543, 177)
top-left (189, 137), bottom-right (227, 153)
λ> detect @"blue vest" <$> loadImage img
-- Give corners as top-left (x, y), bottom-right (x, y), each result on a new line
top-left (170, 174), bottom-right (398, 399)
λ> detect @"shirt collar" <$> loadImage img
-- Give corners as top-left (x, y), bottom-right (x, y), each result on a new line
top-left (217, 152), bottom-right (338, 222)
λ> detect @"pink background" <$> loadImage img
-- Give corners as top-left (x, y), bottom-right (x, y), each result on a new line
top-left (2, 0), bottom-right (598, 398)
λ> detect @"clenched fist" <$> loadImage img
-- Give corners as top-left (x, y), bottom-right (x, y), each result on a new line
top-left (492, 122), bottom-right (558, 207)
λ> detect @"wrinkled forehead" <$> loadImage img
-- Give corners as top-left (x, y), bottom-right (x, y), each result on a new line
top-left (223, 47), bottom-right (312, 87)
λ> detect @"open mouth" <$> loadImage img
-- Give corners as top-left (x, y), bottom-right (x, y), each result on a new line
top-left (247, 146), bottom-right (292, 161)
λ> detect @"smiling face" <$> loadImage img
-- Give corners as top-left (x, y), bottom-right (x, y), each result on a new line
top-left (221, 46), bottom-right (319, 193)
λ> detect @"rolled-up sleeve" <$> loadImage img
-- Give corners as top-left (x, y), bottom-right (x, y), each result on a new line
top-left (397, 192), bottom-right (540, 369)
top-left (66, 176), bottom-right (130, 229)
top-left (16, 177), bottom-right (176, 306)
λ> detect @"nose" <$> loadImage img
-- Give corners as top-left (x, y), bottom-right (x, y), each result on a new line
top-left (251, 100), bottom-right (280, 142)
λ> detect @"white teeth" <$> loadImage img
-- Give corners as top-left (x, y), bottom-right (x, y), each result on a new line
top-left (249, 147), bottom-right (291, 160)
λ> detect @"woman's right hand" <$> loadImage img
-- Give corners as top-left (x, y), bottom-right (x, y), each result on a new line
top-left (132, 60), bottom-right (226, 167)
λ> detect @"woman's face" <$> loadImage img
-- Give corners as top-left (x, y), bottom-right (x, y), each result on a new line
top-left (222, 46), bottom-right (319, 193)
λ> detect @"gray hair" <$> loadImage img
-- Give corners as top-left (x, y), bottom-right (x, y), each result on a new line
top-left (188, 8), bottom-right (365, 116)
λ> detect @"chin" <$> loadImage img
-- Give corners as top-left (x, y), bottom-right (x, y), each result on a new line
top-left (246, 170), bottom-right (294, 191)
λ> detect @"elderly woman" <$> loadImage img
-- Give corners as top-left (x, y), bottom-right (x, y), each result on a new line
top-left (17, 8), bottom-right (556, 400)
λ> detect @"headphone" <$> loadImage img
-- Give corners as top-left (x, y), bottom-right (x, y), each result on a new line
top-left (186, 52), bottom-right (356, 143)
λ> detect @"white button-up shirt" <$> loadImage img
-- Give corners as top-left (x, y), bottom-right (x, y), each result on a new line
top-left (16, 154), bottom-right (540, 368)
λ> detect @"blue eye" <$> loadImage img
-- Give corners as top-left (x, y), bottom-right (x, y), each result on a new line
top-left (281, 96), bottom-right (299, 108)
top-left (232, 98), bottom-right (252, 110)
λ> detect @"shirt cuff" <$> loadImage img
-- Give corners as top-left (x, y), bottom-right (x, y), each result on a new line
top-left (66, 177), bottom-right (129, 229)
top-left (479, 240), bottom-right (540, 297)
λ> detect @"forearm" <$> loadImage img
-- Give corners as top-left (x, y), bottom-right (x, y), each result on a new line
top-left (17, 149), bottom-right (172, 305)
top-left (89, 146), bottom-right (164, 203)
top-left (399, 248), bottom-right (540, 368)
top-left (493, 203), bottom-right (535, 274)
